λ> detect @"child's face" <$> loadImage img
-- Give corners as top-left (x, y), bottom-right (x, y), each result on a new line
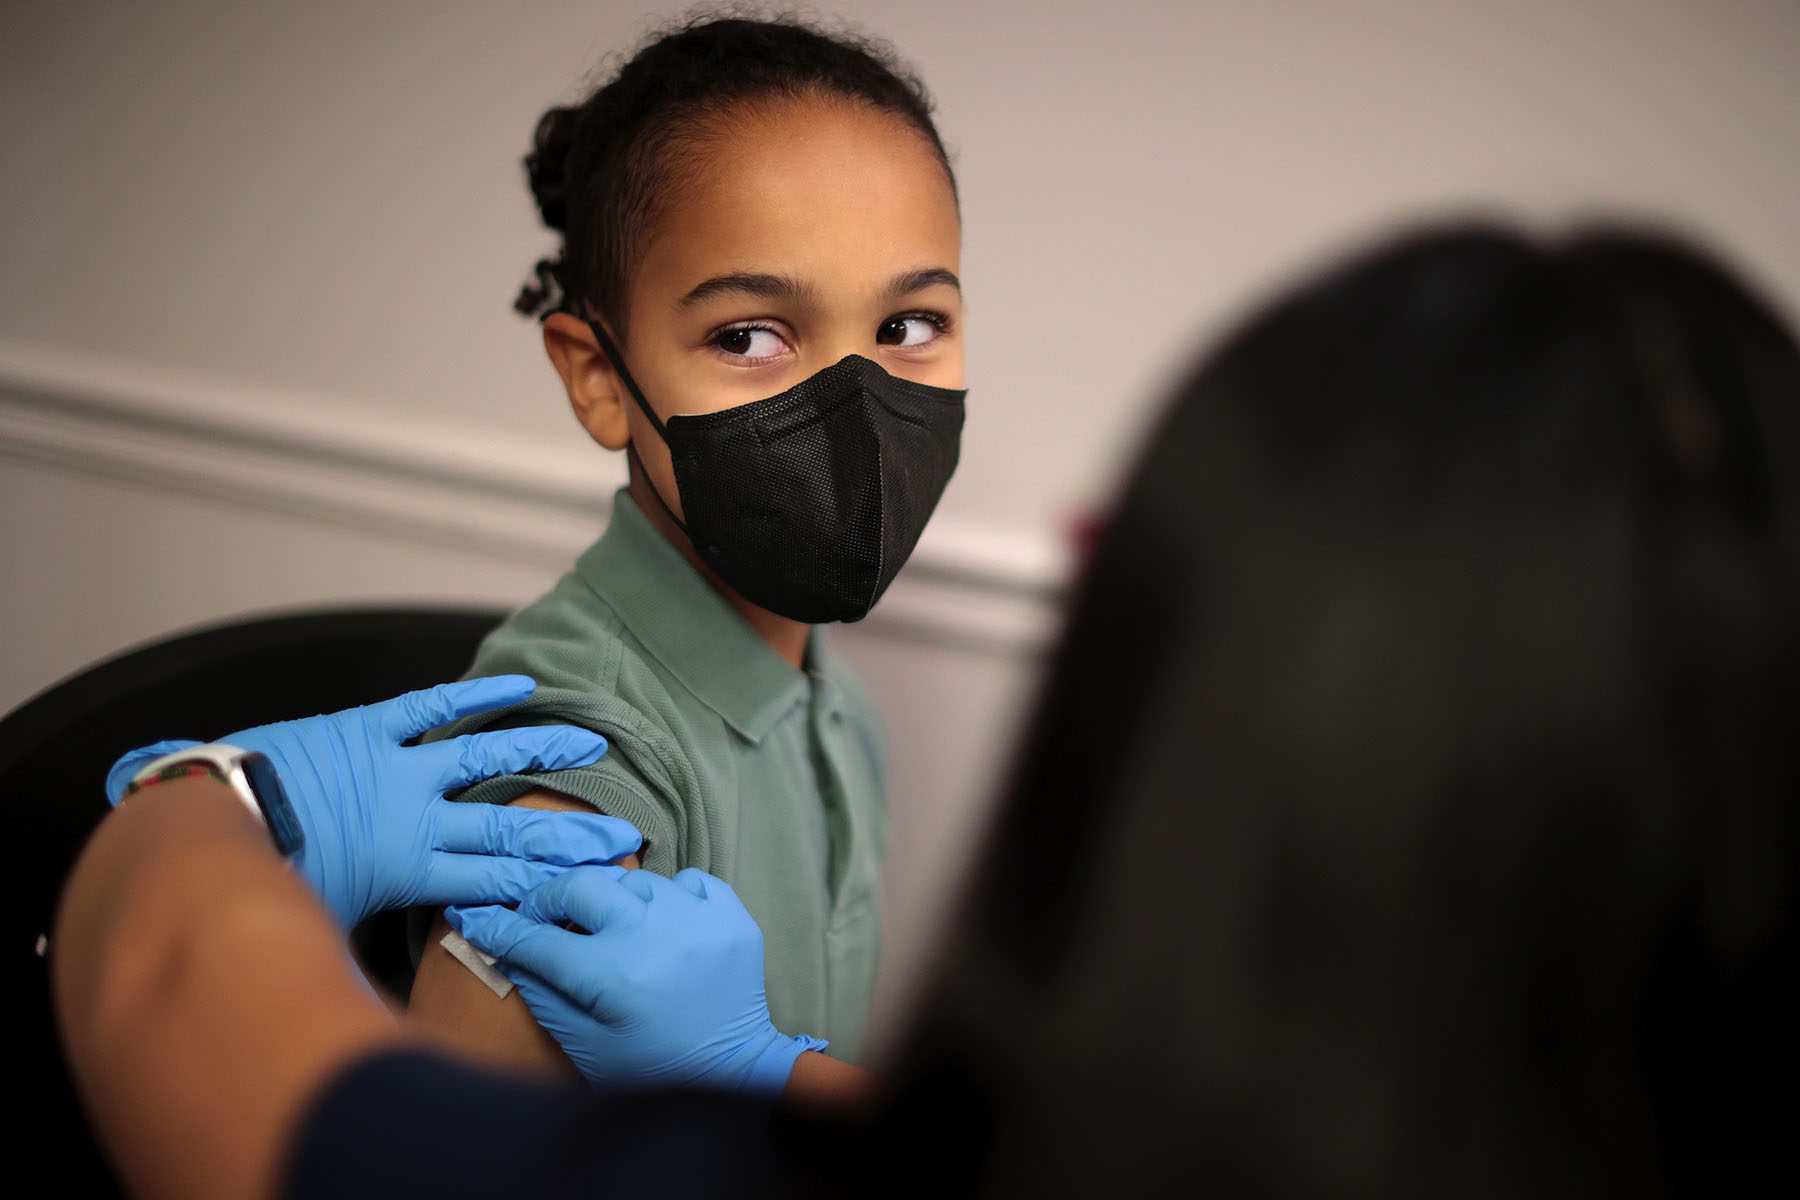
top-left (611, 95), bottom-right (964, 521)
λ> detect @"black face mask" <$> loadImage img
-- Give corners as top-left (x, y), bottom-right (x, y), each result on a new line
top-left (588, 321), bottom-right (966, 624)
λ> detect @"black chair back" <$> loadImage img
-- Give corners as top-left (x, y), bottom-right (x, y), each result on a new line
top-left (2, 607), bottom-right (502, 1196)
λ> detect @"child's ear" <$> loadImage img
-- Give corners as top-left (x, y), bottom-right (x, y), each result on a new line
top-left (543, 313), bottom-right (631, 451)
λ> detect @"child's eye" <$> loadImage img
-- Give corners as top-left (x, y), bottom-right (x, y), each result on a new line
top-left (876, 313), bottom-right (947, 348)
top-left (711, 324), bottom-right (788, 362)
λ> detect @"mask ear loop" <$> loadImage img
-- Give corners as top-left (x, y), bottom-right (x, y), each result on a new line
top-left (585, 319), bottom-right (696, 540)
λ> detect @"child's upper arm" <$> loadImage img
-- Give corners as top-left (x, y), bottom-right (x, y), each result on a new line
top-left (405, 665), bottom-right (708, 1068)
top-left (404, 787), bottom-right (640, 1077)
top-left (437, 690), bottom-right (695, 876)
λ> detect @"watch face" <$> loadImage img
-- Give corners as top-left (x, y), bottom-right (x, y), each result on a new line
top-left (241, 752), bottom-right (306, 860)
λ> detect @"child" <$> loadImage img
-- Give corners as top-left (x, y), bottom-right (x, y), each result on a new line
top-left (404, 14), bottom-right (965, 1073)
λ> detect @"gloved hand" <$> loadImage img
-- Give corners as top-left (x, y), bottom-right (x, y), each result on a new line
top-left (446, 866), bottom-right (826, 1094)
top-left (105, 675), bottom-right (642, 930)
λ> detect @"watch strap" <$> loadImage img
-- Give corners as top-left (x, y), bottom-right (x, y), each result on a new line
top-left (123, 744), bottom-right (304, 862)
top-left (122, 759), bottom-right (230, 798)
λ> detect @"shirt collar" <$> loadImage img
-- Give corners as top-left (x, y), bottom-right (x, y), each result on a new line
top-left (576, 489), bottom-right (810, 742)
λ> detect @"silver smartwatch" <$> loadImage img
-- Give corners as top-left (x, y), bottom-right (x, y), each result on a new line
top-left (125, 743), bottom-right (306, 860)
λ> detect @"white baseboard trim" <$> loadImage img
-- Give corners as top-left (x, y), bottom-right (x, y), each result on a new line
top-left (0, 341), bottom-right (1066, 656)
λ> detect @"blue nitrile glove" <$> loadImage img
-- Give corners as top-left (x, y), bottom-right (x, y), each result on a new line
top-left (446, 865), bottom-right (826, 1094)
top-left (104, 675), bottom-right (642, 930)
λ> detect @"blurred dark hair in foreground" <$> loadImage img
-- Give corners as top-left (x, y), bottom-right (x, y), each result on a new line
top-left (879, 225), bottom-right (1800, 1197)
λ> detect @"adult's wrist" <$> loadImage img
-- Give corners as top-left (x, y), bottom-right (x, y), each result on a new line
top-left (781, 1047), bottom-right (880, 1108)
top-left (120, 743), bottom-right (306, 863)
top-left (103, 775), bottom-right (276, 860)
top-left (736, 1029), bottom-right (830, 1095)
top-left (120, 755), bottom-right (229, 798)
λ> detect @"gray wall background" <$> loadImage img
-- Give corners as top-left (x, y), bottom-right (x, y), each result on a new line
top-left (4, 0), bottom-right (1798, 1045)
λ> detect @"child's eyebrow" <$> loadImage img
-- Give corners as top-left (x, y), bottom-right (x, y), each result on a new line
top-left (884, 267), bottom-right (961, 299)
top-left (678, 272), bottom-right (817, 308)
top-left (676, 267), bottom-right (961, 309)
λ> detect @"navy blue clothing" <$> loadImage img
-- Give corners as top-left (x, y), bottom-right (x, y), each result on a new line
top-left (281, 1051), bottom-right (788, 1198)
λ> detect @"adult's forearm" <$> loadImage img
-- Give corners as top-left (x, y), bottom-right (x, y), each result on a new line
top-left (57, 777), bottom-right (277, 1039)
top-left (54, 779), bottom-right (405, 1200)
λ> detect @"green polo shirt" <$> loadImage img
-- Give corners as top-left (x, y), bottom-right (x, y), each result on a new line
top-left (427, 490), bottom-right (889, 1062)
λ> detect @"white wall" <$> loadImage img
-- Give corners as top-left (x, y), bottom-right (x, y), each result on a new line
top-left (6, 2), bottom-right (1797, 533)
top-left (5, 0), bottom-right (1799, 1035)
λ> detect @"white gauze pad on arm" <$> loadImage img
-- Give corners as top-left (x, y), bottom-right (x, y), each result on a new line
top-left (439, 928), bottom-right (515, 999)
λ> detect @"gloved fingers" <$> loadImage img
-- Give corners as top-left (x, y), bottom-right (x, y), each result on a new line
top-left (422, 725), bottom-right (608, 794)
top-left (670, 868), bottom-right (754, 915)
top-left (666, 870), bottom-right (762, 952)
top-left (446, 903), bottom-right (614, 1015)
top-left (609, 869), bottom-right (702, 906)
top-left (421, 852), bottom-right (566, 908)
top-left (433, 802), bottom-right (642, 865)
top-left (686, 871), bottom-right (753, 922)
top-left (378, 676), bottom-right (538, 741)
top-left (105, 739), bottom-right (204, 806)
top-left (497, 962), bottom-right (600, 1044)
top-left (669, 867), bottom-right (715, 900)
top-left (616, 869), bottom-right (682, 905)
top-left (516, 865), bottom-right (646, 934)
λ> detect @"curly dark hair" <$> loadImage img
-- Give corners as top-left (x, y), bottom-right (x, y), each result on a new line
top-left (513, 11), bottom-right (955, 336)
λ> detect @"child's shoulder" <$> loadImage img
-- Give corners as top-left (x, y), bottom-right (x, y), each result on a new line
top-left (439, 578), bottom-right (713, 872)
top-left (467, 572), bottom-right (705, 760)
top-left (470, 537), bottom-right (706, 710)
top-left (469, 567), bottom-right (634, 692)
